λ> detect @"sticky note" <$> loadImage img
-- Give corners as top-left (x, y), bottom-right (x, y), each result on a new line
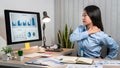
top-left (25, 42), bottom-right (30, 49)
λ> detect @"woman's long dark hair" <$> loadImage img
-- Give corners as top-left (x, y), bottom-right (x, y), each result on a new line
top-left (84, 5), bottom-right (104, 31)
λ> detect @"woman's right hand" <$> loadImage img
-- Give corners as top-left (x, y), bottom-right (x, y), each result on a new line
top-left (87, 26), bottom-right (100, 34)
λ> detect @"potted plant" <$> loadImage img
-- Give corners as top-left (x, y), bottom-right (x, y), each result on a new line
top-left (1, 46), bottom-right (13, 61)
top-left (17, 50), bottom-right (24, 61)
top-left (57, 24), bottom-right (74, 48)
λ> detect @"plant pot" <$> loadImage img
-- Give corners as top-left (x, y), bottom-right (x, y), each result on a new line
top-left (18, 50), bottom-right (23, 56)
top-left (1, 54), bottom-right (9, 61)
top-left (18, 56), bottom-right (24, 61)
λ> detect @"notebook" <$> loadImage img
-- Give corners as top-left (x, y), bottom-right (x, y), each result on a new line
top-left (59, 56), bottom-right (93, 64)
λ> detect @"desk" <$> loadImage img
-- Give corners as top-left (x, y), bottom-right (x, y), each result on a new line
top-left (0, 46), bottom-right (120, 68)
top-left (0, 46), bottom-right (74, 68)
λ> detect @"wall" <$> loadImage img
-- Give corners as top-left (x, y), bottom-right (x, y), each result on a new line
top-left (55, 0), bottom-right (120, 59)
top-left (0, 0), bottom-right (55, 46)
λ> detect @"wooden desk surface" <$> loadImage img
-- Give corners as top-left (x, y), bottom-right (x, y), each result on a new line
top-left (0, 46), bottom-right (74, 68)
top-left (0, 46), bottom-right (120, 68)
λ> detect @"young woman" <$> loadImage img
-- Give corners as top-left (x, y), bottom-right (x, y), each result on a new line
top-left (70, 5), bottom-right (119, 59)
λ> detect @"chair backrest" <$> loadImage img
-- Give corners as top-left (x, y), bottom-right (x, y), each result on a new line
top-left (100, 35), bottom-right (111, 58)
top-left (100, 45), bottom-right (109, 58)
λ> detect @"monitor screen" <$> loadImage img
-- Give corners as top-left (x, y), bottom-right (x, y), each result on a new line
top-left (4, 10), bottom-right (42, 45)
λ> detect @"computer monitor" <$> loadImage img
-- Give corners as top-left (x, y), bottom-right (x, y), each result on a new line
top-left (4, 10), bottom-right (42, 49)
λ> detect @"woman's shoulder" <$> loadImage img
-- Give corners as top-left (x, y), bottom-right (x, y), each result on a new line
top-left (96, 31), bottom-right (109, 38)
top-left (77, 25), bottom-right (86, 32)
top-left (77, 25), bottom-right (86, 30)
top-left (78, 25), bottom-right (86, 28)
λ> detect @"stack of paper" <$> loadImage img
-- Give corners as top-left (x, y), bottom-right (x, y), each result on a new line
top-left (66, 64), bottom-right (103, 68)
top-left (25, 58), bottom-right (64, 66)
top-left (95, 60), bottom-right (120, 66)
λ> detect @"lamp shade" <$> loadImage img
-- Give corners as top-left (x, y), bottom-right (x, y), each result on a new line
top-left (42, 11), bottom-right (51, 23)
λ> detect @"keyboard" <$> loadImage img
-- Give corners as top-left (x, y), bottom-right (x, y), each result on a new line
top-left (24, 53), bottom-right (41, 58)
top-left (24, 53), bottom-right (51, 58)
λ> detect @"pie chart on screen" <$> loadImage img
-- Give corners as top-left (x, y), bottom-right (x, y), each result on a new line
top-left (28, 32), bottom-right (31, 38)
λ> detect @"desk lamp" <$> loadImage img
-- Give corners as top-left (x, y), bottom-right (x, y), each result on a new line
top-left (42, 11), bottom-right (51, 48)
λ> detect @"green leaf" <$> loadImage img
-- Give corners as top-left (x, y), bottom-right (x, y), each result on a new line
top-left (62, 32), bottom-right (66, 48)
top-left (1, 46), bottom-right (13, 54)
top-left (57, 30), bottom-right (61, 44)
top-left (65, 24), bottom-right (68, 39)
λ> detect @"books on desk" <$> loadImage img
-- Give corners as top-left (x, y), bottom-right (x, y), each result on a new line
top-left (58, 56), bottom-right (93, 64)
top-left (25, 55), bottom-right (93, 67)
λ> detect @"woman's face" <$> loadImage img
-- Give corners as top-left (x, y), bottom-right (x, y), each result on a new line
top-left (82, 11), bottom-right (92, 26)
